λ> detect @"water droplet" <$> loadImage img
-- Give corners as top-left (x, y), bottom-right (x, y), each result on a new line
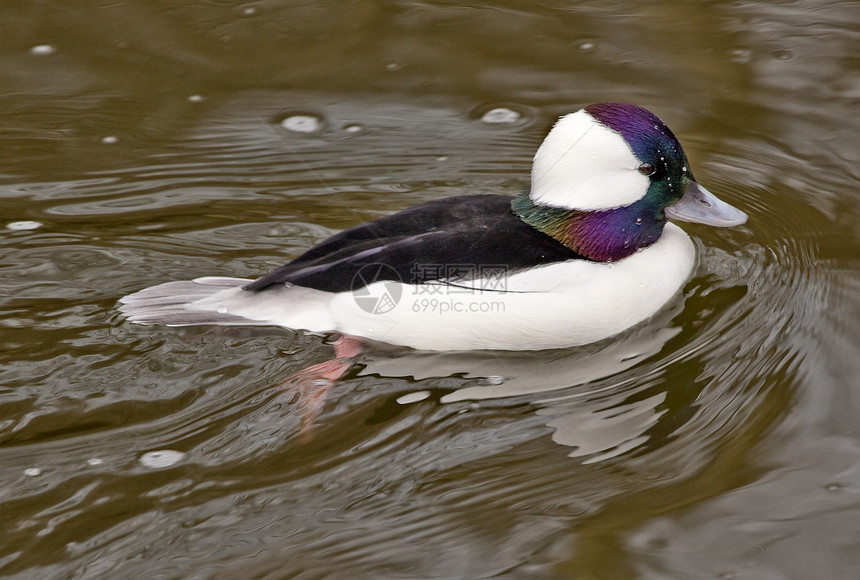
top-left (188, 94), bottom-right (205, 103)
top-left (578, 41), bottom-right (594, 51)
top-left (87, 458), bottom-right (104, 466)
top-left (396, 390), bottom-right (431, 405)
top-left (436, 155), bottom-right (449, 162)
top-left (24, 467), bottom-right (41, 476)
top-left (635, 217), bottom-right (643, 225)
top-left (386, 62), bottom-right (401, 71)
top-left (6, 221), bottom-right (43, 231)
top-left (342, 122), bottom-right (364, 134)
top-left (280, 114), bottom-right (324, 134)
top-left (139, 450), bottom-right (186, 469)
top-left (241, 6), bottom-right (258, 16)
top-left (31, 44), bottom-right (56, 56)
top-left (481, 107), bottom-right (520, 124)
top-left (101, 135), bottom-right (119, 144)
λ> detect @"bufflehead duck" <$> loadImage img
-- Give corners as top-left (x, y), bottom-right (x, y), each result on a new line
top-left (120, 103), bottom-right (747, 351)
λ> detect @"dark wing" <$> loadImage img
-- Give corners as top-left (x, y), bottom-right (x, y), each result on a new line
top-left (245, 194), bottom-right (583, 293)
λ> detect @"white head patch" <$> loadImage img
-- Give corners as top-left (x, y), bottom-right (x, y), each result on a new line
top-left (530, 110), bottom-right (649, 210)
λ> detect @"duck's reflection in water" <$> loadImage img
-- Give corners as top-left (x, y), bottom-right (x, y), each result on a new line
top-left (359, 306), bottom-right (682, 462)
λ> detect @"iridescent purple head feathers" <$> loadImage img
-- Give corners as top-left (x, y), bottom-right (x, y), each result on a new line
top-left (584, 103), bottom-right (681, 163)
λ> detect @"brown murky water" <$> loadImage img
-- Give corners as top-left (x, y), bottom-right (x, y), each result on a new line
top-left (1, 1), bottom-right (858, 578)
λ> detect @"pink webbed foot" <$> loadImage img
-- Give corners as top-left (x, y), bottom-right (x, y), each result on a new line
top-left (275, 335), bottom-right (364, 438)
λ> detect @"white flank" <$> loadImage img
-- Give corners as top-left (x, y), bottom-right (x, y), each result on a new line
top-left (530, 109), bottom-right (649, 210)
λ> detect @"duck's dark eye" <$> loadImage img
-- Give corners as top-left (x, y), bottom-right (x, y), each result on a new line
top-left (638, 163), bottom-right (656, 176)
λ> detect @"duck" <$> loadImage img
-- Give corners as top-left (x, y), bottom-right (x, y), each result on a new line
top-left (119, 102), bottom-right (747, 351)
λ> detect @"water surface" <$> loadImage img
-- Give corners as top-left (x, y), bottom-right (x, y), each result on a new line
top-left (1, 1), bottom-right (858, 578)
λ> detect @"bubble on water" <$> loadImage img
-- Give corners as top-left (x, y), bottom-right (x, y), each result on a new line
top-left (101, 135), bottom-right (119, 144)
top-left (579, 41), bottom-right (595, 51)
top-left (342, 122), bottom-right (365, 134)
top-left (188, 94), bottom-right (205, 103)
top-left (274, 112), bottom-right (327, 135)
top-left (139, 450), bottom-right (186, 469)
top-left (396, 391), bottom-right (431, 405)
top-left (24, 467), bottom-right (42, 476)
top-left (87, 458), bottom-right (104, 467)
top-left (469, 103), bottom-right (533, 127)
top-left (31, 44), bottom-right (56, 56)
top-left (282, 115), bottom-right (321, 133)
top-left (481, 107), bottom-right (521, 124)
top-left (6, 221), bottom-right (43, 231)
top-left (481, 376), bottom-right (506, 386)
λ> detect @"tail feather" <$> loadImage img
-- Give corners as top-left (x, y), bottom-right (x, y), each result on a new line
top-left (119, 277), bottom-right (257, 326)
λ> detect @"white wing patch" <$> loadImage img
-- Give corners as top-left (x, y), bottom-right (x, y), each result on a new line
top-left (530, 110), bottom-right (649, 211)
